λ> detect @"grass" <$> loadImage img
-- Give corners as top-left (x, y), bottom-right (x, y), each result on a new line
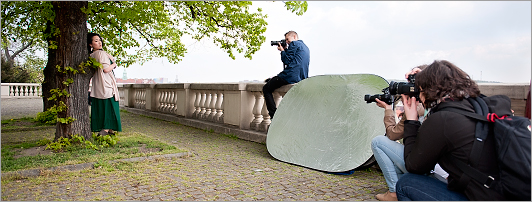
top-left (1, 117), bottom-right (53, 130)
top-left (1, 117), bottom-right (187, 173)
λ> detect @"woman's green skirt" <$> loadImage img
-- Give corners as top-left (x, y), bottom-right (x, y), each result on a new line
top-left (91, 97), bottom-right (122, 132)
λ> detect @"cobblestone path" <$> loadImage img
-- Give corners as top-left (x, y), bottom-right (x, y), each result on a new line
top-left (1, 100), bottom-right (387, 201)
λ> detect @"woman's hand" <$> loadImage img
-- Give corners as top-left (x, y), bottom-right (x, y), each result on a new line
top-left (405, 67), bottom-right (422, 79)
top-left (103, 63), bottom-right (117, 73)
top-left (375, 98), bottom-right (392, 110)
top-left (402, 94), bottom-right (419, 121)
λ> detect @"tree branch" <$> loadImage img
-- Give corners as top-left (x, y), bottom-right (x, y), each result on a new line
top-left (10, 40), bottom-right (33, 60)
top-left (3, 47), bottom-right (11, 61)
top-left (132, 24), bottom-right (155, 48)
top-left (188, 5), bottom-right (196, 19)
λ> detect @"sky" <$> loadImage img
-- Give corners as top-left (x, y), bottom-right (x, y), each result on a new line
top-left (113, 1), bottom-right (531, 84)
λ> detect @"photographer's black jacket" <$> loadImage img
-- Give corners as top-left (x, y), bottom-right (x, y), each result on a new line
top-left (403, 97), bottom-right (510, 201)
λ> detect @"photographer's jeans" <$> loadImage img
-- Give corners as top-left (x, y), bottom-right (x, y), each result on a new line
top-left (262, 76), bottom-right (289, 118)
top-left (371, 135), bottom-right (408, 193)
top-left (396, 173), bottom-right (468, 201)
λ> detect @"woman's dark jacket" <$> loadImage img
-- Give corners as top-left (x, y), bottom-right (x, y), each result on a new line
top-left (403, 97), bottom-right (512, 201)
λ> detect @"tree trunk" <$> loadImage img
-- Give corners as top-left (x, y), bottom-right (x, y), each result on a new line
top-left (50, 1), bottom-right (93, 140)
top-left (42, 19), bottom-right (57, 111)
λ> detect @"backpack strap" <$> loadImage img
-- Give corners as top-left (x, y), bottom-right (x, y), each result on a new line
top-left (451, 156), bottom-right (496, 188)
top-left (441, 97), bottom-right (489, 167)
top-left (439, 97), bottom-right (495, 190)
top-left (439, 107), bottom-right (485, 121)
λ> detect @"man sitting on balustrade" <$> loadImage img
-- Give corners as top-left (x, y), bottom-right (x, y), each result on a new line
top-left (263, 31), bottom-right (310, 118)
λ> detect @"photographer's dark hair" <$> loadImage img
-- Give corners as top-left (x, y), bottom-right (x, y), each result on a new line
top-left (87, 33), bottom-right (103, 54)
top-left (415, 60), bottom-right (480, 108)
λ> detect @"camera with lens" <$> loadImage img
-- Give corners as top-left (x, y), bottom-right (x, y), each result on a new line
top-left (271, 39), bottom-right (287, 49)
top-left (364, 74), bottom-right (419, 105)
top-left (364, 87), bottom-right (395, 105)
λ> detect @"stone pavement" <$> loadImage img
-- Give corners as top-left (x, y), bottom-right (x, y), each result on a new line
top-left (1, 98), bottom-right (387, 201)
top-left (1, 97), bottom-right (44, 120)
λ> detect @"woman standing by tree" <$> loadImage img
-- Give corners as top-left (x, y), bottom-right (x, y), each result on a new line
top-left (87, 33), bottom-right (121, 136)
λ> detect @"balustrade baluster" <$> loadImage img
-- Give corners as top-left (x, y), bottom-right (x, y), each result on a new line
top-left (165, 90), bottom-right (171, 113)
top-left (208, 92), bottom-right (217, 121)
top-left (203, 92), bottom-right (212, 119)
top-left (135, 89), bottom-right (142, 109)
top-left (141, 90), bottom-right (146, 109)
top-left (138, 90), bottom-right (142, 109)
top-left (193, 91), bottom-right (201, 118)
top-left (134, 91), bottom-right (138, 108)
top-left (162, 90), bottom-right (169, 112)
top-left (274, 92), bottom-right (283, 108)
top-left (199, 91), bottom-right (207, 118)
top-left (157, 90), bottom-right (163, 111)
top-left (169, 91), bottom-right (176, 114)
top-left (250, 92), bottom-right (264, 131)
top-left (260, 100), bottom-right (271, 132)
top-left (214, 92), bottom-right (224, 123)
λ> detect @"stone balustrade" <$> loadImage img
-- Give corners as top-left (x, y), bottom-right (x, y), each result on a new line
top-left (118, 83), bottom-right (294, 132)
top-left (117, 82), bottom-right (530, 134)
top-left (2, 82), bottom-right (529, 139)
top-left (477, 83), bottom-right (530, 117)
top-left (246, 83), bottom-right (294, 132)
top-left (1, 83), bottom-right (42, 98)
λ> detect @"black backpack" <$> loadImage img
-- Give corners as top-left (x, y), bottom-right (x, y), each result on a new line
top-left (441, 95), bottom-right (531, 200)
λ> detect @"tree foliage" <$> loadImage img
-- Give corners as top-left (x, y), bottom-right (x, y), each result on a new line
top-left (83, 1), bottom-right (307, 67)
top-left (1, 54), bottom-right (45, 83)
top-left (1, 1), bottom-right (52, 63)
top-left (1, 1), bottom-right (50, 83)
top-left (3, 1), bottom-right (307, 68)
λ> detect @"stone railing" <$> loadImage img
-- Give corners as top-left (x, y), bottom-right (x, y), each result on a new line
top-left (118, 83), bottom-right (294, 132)
top-left (1, 83), bottom-right (42, 98)
top-left (478, 83), bottom-right (530, 117)
top-left (117, 82), bottom-right (530, 133)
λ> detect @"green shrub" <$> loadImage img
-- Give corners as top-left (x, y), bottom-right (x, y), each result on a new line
top-left (35, 110), bottom-right (57, 125)
top-left (93, 133), bottom-right (119, 147)
top-left (36, 138), bottom-right (52, 146)
top-left (45, 134), bottom-right (120, 152)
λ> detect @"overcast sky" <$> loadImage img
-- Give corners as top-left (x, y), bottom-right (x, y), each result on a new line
top-left (114, 1), bottom-right (531, 84)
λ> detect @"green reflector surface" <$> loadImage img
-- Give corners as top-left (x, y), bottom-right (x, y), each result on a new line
top-left (266, 74), bottom-right (389, 172)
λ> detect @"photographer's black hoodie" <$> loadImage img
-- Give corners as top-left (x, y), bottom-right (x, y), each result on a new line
top-left (403, 96), bottom-right (512, 201)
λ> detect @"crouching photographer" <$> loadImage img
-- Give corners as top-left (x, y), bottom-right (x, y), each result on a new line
top-left (262, 31), bottom-right (310, 118)
top-left (368, 65), bottom-right (431, 201)
top-left (396, 60), bottom-right (512, 201)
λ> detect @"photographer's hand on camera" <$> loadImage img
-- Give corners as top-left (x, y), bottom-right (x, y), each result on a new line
top-left (405, 67), bottom-right (422, 80)
top-left (375, 98), bottom-right (392, 110)
top-left (401, 94), bottom-right (420, 121)
top-left (277, 42), bottom-right (285, 51)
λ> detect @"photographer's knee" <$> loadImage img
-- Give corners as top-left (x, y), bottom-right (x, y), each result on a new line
top-left (371, 135), bottom-right (387, 148)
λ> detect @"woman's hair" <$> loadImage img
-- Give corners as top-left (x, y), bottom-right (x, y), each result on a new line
top-left (87, 33), bottom-right (103, 54)
top-left (415, 60), bottom-right (480, 108)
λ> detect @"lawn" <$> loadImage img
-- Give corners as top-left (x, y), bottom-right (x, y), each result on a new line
top-left (1, 115), bottom-right (187, 173)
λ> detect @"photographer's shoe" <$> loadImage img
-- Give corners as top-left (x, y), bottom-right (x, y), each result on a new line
top-left (376, 191), bottom-right (397, 201)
